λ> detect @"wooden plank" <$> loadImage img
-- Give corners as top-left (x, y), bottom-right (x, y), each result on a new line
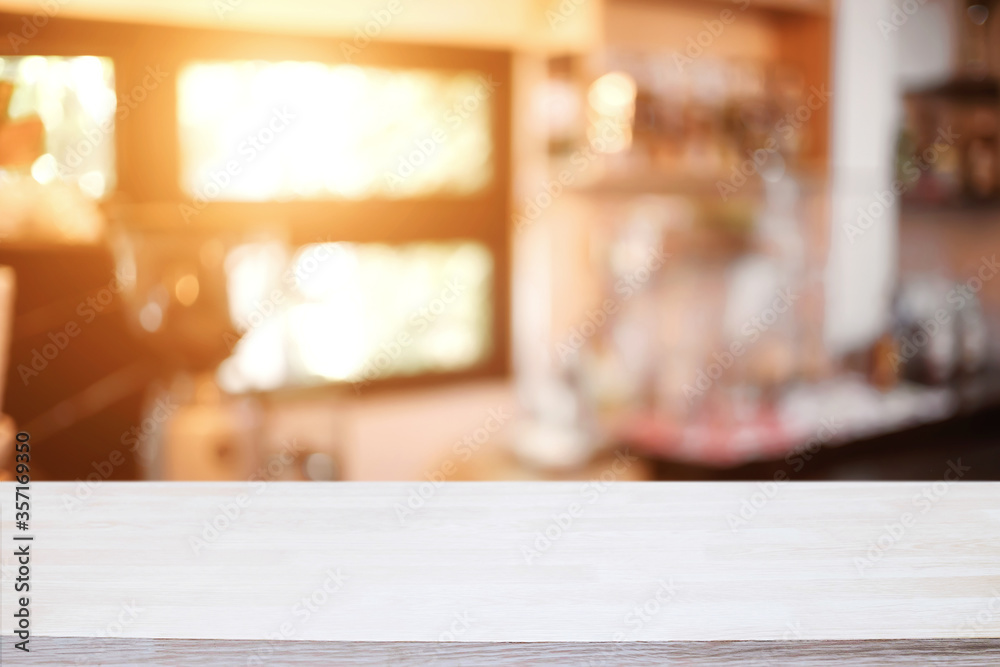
top-left (1, 482), bottom-right (999, 648)
top-left (14, 638), bottom-right (1000, 666)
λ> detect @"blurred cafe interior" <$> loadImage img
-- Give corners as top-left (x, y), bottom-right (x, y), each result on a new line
top-left (0, 0), bottom-right (998, 483)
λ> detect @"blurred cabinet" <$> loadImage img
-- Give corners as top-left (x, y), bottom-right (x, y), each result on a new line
top-left (512, 0), bottom-right (834, 466)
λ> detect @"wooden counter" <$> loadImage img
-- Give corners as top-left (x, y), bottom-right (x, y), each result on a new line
top-left (1, 482), bottom-right (999, 664)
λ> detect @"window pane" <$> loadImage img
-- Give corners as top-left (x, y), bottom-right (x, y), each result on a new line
top-left (0, 55), bottom-right (116, 198)
top-left (219, 240), bottom-right (493, 392)
top-left (178, 61), bottom-right (493, 201)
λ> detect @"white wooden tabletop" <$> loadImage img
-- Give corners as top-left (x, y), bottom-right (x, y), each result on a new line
top-left (1, 481), bottom-right (999, 664)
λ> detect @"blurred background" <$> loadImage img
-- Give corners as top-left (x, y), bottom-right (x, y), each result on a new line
top-left (0, 0), bottom-right (997, 483)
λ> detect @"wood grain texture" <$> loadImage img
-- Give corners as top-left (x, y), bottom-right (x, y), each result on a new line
top-left (1, 482), bottom-right (999, 648)
top-left (14, 638), bottom-right (1000, 666)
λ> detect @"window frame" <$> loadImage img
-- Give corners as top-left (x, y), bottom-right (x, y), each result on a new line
top-left (0, 12), bottom-right (512, 392)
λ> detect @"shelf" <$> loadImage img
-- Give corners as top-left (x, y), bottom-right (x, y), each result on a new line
top-left (900, 200), bottom-right (1000, 222)
top-left (607, 0), bottom-right (831, 17)
top-left (904, 76), bottom-right (1000, 103)
top-left (565, 168), bottom-right (767, 199)
top-left (608, 374), bottom-right (1000, 468)
top-left (551, 160), bottom-right (829, 200)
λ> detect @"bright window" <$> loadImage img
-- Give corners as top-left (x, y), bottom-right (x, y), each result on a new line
top-left (177, 61), bottom-right (493, 201)
top-left (219, 240), bottom-right (494, 392)
top-left (0, 55), bottom-right (116, 198)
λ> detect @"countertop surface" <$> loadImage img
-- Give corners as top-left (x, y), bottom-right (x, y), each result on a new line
top-left (1, 481), bottom-right (999, 663)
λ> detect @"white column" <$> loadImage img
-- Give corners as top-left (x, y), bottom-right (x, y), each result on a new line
top-left (824, 0), bottom-right (902, 356)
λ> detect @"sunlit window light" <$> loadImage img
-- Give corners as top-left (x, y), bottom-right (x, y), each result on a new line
top-left (218, 240), bottom-right (494, 393)
top-left (2, 55), bottom-right (116, 198)
top-left (587, 71), bottom-right (636, 154)
top-left (177, 61), bottom-right (493, 201)
top-left (30, 154), bottom-right (57, 184)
